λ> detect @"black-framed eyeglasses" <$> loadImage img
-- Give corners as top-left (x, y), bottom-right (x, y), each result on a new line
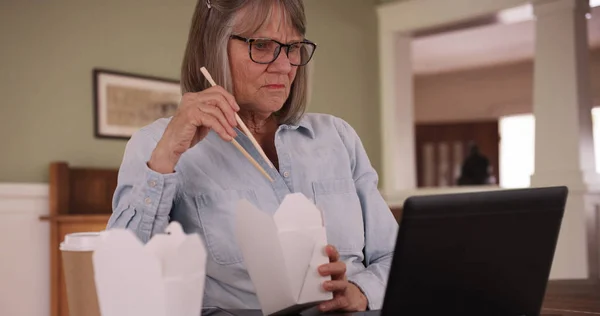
top-left (230, 35), bottom-right (316, 66)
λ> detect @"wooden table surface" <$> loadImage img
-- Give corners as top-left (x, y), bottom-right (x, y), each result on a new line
top-left (541, 280), bottom-right (600, 315)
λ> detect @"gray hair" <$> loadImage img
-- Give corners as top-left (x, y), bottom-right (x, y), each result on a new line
top-left (181, 0), bottom-right (309, 125)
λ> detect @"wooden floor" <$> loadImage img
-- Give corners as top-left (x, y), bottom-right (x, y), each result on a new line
top-left (541, 280), bottom-right (600, 315)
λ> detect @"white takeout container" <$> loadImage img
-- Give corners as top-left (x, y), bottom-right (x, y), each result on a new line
top-left (93, 222), bottom-right (207, 316)
top-left (236, 193), bottom-right (333, 315)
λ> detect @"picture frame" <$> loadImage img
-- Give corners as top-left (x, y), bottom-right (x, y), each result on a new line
top-left (93, 68), bottom-right (181, 139)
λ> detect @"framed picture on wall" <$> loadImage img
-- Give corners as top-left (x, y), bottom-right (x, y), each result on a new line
top-left (93, 68), bottom-right (181, 139)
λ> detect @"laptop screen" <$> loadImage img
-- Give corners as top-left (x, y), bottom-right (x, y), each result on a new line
top-left (382, 187), bottom-right (567, 316)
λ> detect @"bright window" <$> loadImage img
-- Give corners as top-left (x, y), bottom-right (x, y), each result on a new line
top-left (499, 114), bottom-right (535, 188)
top-left (592, 107), bottom-right (600, 173)
top-left (500, 108), bottom-right (600, 188)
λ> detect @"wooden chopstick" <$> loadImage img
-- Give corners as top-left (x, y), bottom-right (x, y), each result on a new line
top-left (200, 67), bottom-right (276, 169)
top-left (231, 139), bottom-right (273, 182)
top-left (200, 67), bottom-right (274, 182)
top-left (234, 116), bottom-right (276, 169)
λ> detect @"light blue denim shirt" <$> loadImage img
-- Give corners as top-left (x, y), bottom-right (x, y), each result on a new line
top-left (107, 113), bottom-right (398, 310)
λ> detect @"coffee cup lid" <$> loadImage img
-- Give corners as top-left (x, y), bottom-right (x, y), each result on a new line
top-left (60, 232), bottom-right (103, 251)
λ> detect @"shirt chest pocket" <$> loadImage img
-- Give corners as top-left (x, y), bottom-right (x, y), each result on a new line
top-left (196, 189), bottom-right (258, 265)
top-left (312, 179), bottom-right (365, 254)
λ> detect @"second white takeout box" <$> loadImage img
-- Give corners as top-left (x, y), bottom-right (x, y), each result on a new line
top-left (236, 192), bottom-right (333, 315)
top-left (92, 222), bottom-right (207, 316)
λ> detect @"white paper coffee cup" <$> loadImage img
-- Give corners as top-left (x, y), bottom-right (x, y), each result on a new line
top-left (60, 232), bottom-right (102, 251)
top-left (61, 232), bottom-right (103, 316)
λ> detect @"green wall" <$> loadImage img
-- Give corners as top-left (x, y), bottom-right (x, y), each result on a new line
top-left (0, 0), bottom-right (380, 183)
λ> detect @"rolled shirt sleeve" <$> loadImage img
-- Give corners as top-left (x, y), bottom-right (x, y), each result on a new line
top-left (107, 124), bottom-right (180, 243)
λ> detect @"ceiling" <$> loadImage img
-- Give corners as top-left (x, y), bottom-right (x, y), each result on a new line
top-left (411, 6), bottom-right (600, 75)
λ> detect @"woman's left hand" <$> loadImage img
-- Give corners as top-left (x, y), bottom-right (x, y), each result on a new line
top-left (318, 245), bottom-right (368, 312)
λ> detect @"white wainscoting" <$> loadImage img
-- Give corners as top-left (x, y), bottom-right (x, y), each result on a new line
top-left (0, 183), bottom-right (50, 316)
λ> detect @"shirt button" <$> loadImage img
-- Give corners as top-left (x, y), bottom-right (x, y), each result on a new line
top-left (283, 171), bottom-right (290, 178)
top-left (144, 197), bottom-right (152, 205)
top-left (148, 180), bottom-right (157, 188)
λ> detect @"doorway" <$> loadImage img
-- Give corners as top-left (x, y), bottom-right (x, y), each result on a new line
top-left (415, 121), bottom-right (500, 187)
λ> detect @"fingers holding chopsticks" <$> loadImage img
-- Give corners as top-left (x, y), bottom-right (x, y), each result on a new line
top-left (210, 85), bottom-right (240, 112)
top-left (184, 88), bottom-right (239, 140)
top-left (192, 90), bottom-right (239, 139)
top-left (147, 87), bottom-right (240, 174)
top-left (198, 86), bottom-right (240, 125)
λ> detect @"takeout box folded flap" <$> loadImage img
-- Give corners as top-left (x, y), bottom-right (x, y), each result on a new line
top-left (164, 232), bottom-right (207, 278)
top-left (279, 230), bottom-right (316, 300)
top-left (273, 193), bottom-right (324, 231)
top-left (298, 227), bottom-right (330, 303)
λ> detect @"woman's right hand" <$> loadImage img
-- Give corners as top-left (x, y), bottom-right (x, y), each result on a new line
top-left (148, 86), bottom-right (240, 174)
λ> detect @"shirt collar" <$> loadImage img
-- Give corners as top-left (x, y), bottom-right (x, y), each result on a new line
top-left (281, 115), bottom-right (315, 139)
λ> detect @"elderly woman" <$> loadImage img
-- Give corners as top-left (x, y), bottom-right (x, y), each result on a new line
top-left (107, 0), bottom-right (397, 312)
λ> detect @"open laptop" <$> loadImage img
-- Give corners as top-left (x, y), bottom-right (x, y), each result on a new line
top-left (210, 186), bottom-right (567, 316)
top-left (380, 186), bottom-right (568, 316)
